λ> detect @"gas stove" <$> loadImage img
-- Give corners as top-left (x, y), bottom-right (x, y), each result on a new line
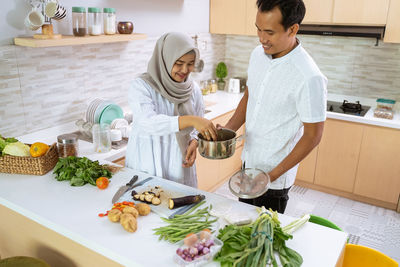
top-left (327, 100), bottom-right (370, 117)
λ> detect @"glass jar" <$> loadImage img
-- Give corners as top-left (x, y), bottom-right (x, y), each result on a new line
top-left (88, 7), bottom-right (102, 35)
top-left (210, 79), bottom-right (217, 93)
top-left (57, 134), bottom-right (78, 157)
top-left (103, 8), bottom-right (116, 35)
top-left (72, 7), bottom-right (86, 37)
top-left (200, 80), bottom-right (210, 95)
top-left (92, 123), bottom-right (111, 153)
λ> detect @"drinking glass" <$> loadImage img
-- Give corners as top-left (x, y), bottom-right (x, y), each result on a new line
top-left (92, 123), bottom-right (111, 153)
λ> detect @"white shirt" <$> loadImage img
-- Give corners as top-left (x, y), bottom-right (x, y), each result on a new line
top-left (125, 78), bottom-right (204, 187)
top-left (244, 42), bottom-right (327, 190)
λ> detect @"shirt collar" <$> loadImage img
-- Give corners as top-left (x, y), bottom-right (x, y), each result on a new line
top-left (269, 38), bottom-right (301, 64)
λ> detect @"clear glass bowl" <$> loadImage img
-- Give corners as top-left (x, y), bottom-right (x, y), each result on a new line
top-left (174, 230), bottom-right (223, 267)
top-left (229, 168), bottom-right (270, 199)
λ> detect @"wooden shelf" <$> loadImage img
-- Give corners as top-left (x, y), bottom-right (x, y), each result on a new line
top-left (14, 33), bottom-right (147, 48)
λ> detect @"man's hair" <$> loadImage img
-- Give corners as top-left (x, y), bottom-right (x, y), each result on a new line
top-left (256, 0), bottom-right (306, 30)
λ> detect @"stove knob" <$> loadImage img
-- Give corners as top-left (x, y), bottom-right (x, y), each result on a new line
top-left (329, 105), bottom-right (333, 111)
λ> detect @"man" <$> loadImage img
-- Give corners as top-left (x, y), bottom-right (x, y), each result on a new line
top-left (223, 0), bottom-right (327, 213)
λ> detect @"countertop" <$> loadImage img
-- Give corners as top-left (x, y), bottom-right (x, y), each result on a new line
top-left (0, 167), bottom-right (348, 266)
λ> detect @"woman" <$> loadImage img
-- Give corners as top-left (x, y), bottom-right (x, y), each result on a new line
top-left (125, 32), bottom-right (217, 187)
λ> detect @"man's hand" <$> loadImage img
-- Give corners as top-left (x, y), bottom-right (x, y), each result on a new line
top-left (182, 139), bottom-right (198, 168)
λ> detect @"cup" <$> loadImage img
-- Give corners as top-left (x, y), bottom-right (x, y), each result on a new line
top-left (92, 123), bottom-right (111, 153)
top-left (24, 9), bottom-right (45, 31)
top-left (45, 1), bottom-right (67, 20)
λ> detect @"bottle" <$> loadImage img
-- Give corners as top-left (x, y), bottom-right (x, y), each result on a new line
top-left (72, 7), bottom-right (86, 37)
top-left (103, 8), bottom-right (116, 35)
top-left (57, 134), bottom-right (78, 157)
top-left (200, 80), bottom-right (210, 95)
top-left (88, 7), bottom-right (102, 35)
top-left (210, 79), bottom-right (217, 93)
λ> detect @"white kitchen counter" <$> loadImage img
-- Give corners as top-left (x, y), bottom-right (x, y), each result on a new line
top-left (0, 167), bottom-right (348, 267)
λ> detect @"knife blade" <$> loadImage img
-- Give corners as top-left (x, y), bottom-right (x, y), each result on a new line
top-left (130, 176), bottom-right (153, 190)
top-left (168, 203), bottom-right (198, 219)
top-left (111, 175), bottom-right (139, 204)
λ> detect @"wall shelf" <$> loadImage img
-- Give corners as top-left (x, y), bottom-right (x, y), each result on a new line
top-left (14, 33), bottom-right (147, 48)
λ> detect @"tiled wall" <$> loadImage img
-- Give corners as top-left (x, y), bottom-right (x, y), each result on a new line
top-left (224, 34), bottom-right (400, 100)
top-left (1, 33), bottom-right (400, 137)
top-left (0, 33), bottom-right (225, 137)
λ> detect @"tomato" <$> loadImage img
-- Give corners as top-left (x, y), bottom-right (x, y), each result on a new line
top-left (96, 177), bottom-right (109, 190)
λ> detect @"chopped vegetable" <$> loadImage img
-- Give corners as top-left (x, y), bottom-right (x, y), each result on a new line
top-left (53, 156), bottom-right (112, 186)
top-left (168, 194), bottom-right (205, 209)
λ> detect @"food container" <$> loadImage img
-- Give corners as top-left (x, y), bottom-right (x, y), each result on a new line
top-left (229, 168), bottom-right (270, 199)
top-left (374, 108), bottom-right (394, 120)
top-left (103, 8), bottom-right (116, 34)
top-left (376, 98), bottom-right (395, 110)
top-left (57, 134), bottom-right (78, 157)
top-left (174, 230), bottom-right (223, 266)
top-left (88, 7), bottom-right (102, 35)
top-left (72, 7), bottom-right (86, 36)
top-left (197, 128), bottom-right (243, 160)
top-left (200, 80), bottom-right (209, 95)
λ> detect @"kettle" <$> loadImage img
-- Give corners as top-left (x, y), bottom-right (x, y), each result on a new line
top-left (228, 78), bottom-right (241, 94)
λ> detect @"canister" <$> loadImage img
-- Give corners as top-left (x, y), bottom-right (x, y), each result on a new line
top-left (57, 134), bottom-right (78, 157)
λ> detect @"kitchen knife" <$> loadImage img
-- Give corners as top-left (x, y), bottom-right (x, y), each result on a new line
top-left (130, 176), bottom-right (153, 190)
top-left (168, 203), bottom-right (198, 219)
top-left (111, 175), bottom-right (138, 204)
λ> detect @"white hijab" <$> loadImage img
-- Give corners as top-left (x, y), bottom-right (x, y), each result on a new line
top-left (140, 32), bottom-right (200, 157)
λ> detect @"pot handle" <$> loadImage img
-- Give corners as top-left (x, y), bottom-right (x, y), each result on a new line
top-left (228, 135), bottom-right (245, 147)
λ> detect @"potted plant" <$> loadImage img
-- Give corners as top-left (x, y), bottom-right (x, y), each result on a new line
top-left (215, 62), bottom-right (228, 91)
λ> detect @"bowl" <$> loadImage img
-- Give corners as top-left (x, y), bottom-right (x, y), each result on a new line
top-left (117, 21), bottom-right (133, 34)
top-left (228, 168), bottom-right (270, 199)
top-left (174, 230), bottom-right (223, 266)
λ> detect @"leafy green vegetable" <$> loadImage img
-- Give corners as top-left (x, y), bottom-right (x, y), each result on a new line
top-left (3, 141), bottom-right (30, 156)
top-left (53, 156), bottom-right (112, 186)
top-left (0, 135), bottom-right (19, 155)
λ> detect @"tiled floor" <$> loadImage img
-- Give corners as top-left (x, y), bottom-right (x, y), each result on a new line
top-left (213, 181), bottom-right (400, 263)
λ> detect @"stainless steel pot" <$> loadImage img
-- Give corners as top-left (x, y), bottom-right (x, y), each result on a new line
top-left (197, 128), bottom-right (243, 159)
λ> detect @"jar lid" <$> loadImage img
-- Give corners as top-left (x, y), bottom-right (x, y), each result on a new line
top-left (72, 7), bottom-right (86, 13)
top-left (377, 98), bottom-right (396, 104)
top-left (103, 8), bottom-right (116, 13)
top-left (57, 134), bottom-right (77, 144)
top-left (88, 7), bottom-right (101, 13)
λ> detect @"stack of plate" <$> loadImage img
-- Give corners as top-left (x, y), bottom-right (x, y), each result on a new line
top-left (86, 98), bottom-right (124, 124)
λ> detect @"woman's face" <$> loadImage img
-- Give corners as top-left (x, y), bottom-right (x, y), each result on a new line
top-left (171, 52), bottom-right (195, 83)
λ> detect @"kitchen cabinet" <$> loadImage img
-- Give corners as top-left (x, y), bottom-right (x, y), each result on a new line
top-left (354, 125), bottom-right (400, 204)
top-left (332, 0), bottom-right (390, 25)
top-left (14, 34), bottom-right (147, 48)
top-left (196, 110), bottom-right (245, 192)
top-left (210, 0), bottom-right (258, 36)
top-left (314, 119), bottom-right (364, 192)
top-left (296, 146), bottom-right (318, 184)
top-left (302, 0), bottom-right (334, 24)
top-left (383, 0), bottom-right (400, 43)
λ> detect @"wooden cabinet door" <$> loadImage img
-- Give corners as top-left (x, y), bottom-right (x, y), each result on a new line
top-left (354, 125), bottom-right (400, 204)
top-left (333, 0), bottom-right (390, 25)
top-left (245, 0), bottom-right (258, 36)
top-left (296, 146), bottom-right (318, 183)
top-left (384, 0), bottom-right (400, 43)
top-left (210, 0), bottom-right (247, 35)
top-left (302, 0), bottom-right (334, 24)
top-left (314, 119), bottom-right (364, 192)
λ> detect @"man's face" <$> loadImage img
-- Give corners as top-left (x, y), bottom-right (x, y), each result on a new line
top-left (171, 53), bottom-right (195, 83)
top-left (255, 7), bottom-right (297, 58)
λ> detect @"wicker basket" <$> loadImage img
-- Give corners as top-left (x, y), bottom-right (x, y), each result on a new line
top-left (0, 143), bottom-right (59, 175)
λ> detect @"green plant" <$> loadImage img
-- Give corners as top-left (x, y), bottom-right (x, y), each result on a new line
top-left (215, 62), bottom-right (227, 82)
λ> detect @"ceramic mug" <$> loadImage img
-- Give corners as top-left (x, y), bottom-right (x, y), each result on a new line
top-left (24, 8), bottom-right (45, 31)
top-left (45, 1), bottom-right (67, 20)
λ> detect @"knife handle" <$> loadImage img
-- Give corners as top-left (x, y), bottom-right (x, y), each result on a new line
top-left (126, 175), bottom-right (138, 186)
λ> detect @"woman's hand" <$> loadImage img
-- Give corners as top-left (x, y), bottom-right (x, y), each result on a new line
top-left (179, 116), bottom-right (217, 141)
top-left (182, 139), bottom-right (198, 168)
